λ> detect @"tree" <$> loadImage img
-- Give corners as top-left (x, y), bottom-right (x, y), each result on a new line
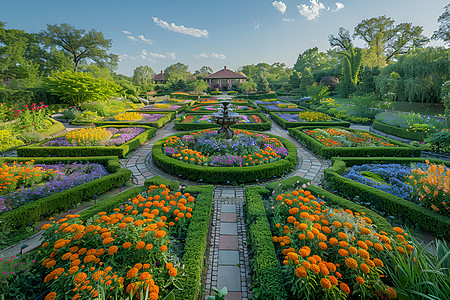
top-left (353, 16), bottom-right (428, 62)
top-left (40, 23), bottom-right (118, 72)
top-left (288, 71), bottom-right (301, 91)
top-left (387, 71), bottom-right (401, 101)
top-left (433, 4), bottom-right (450, 44)
top-left (257, 75), bottom-right (270, 93)
top-left (338, 43), bottom-right (363, 97)
top-left (238, 81), bottom-right (256, 94)
top-left (44, 70), bottom-right (121, 105)
top-left (300, 68), bottom-right (315, 90)
top-left (294, 47), bottom-right (338, 74)
top-left (185, 80), bottom-right (208, 94)
top-left (441, 81), bottom-right (450, 124)
top-left (194, 66), bottom-right (213, 77)
top-left (164, 63), bottom-right (190, 81)
top-left (132, 66), bottom-right (155, 86)
top-left (0, 22), bottom-right (28, 76)
top-left (80, 65), bottom-right (113, 80)
top-left (328, 27), bottom-right (352, 51)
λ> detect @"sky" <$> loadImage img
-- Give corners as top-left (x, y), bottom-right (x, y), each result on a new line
top-left (0, 0), bottom-right (447, 76)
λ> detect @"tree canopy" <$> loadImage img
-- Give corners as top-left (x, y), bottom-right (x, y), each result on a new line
top-left (132, 65), bottom-right (155, 86)
top-left (40, 23), bottom-right (118, 72)
top-left (164, 62), bottom-right (191, 81)
top-left (433, 4), bottom-right (450, 44)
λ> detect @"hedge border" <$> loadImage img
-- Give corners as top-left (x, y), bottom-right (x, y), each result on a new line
top-left (128, 104), bottom-right (187, 114)
top-left (258, 104), bottom-right (303, 114)
top-left (152, 130), bottom-right (298, 184)
top-left (245, 176), bottom-right (394, 299)
top-left (324, 157), bottom-right (450, 238)
top-left (185, 102), bottom-right (261, 114)
top-left (17, 125), bottom-right (157, 158)
top-left (238, 92), bottom-right (278, 100)
top-left (173, 113), bottom-right (272, 131)
top-left (71, 112), bottom-right (176, 129)
top-left (289, 126), bottom-right (421, 159)
top-left (269, 112), bottom-right (350, 129)
top-left (0, 156), bottom-right (131, 230)
top-left (372, 120), bottom-right (429, 141)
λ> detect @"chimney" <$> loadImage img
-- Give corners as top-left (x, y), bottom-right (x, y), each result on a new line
top-left (160, 71), bottom-right (163, 74)
top-left (224, 66), bottom-right (226, 69)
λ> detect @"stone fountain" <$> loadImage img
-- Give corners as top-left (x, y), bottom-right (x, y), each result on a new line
top-left (211, 100), bottom-right (239, 139)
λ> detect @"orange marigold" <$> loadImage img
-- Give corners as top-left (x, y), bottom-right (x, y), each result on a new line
top-left (374, 243), bottom-right (384, 251)
top-left (139, 272), bottom-right (151, 281)
top-left (356, 277), bottom-right (364, 284)
top-left (338, 249), bottom-right (349, 257)
top-left (45, 292), bottom-right (57, 300)
top-left (320, 278), bottom-right (332, 289)
top-left (360, 263), bottom-right (370, 274)
top-left (295, 266), bottom-right (307, 278)
top-left (73, 272), bottom-right (87, 284)
top-left (329, 276), bottom-right (338, 285)
top-left (386, 287), bottom-right (397, 299)
top-left (329, 238), bottom-right (338, 245)
top-left (373, 258), bottom-right (384, 267)
top-left (359, 249), bottom-right (370, 259)
top-left (340, 282), bottom-right (350, 294)
top-left (310, 264), bottom-right (320, 274)
top-left (393, 227), bottom-right (404, 234)
top-left (108, 246), bottom-right (118, 255)
top-left (160, 245), bottom-right (167, 251)
top-left (319, 242), bottom-right (328, 250)
top-left (123, 242), bottom-right (132, 249)
top-left (345, 258), bottom-right (358, 269)
top-left (126, 268), bottom-right (138, 278)
top-left (169, 268), bottom-right (177, 277)
top-left (136, 241), bottom-right (146, 250)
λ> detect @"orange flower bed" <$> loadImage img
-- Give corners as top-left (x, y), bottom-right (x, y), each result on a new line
top-left (271, 188), bottom-right (411, 299)
top-left (37, 184), bottom-right (195, 299)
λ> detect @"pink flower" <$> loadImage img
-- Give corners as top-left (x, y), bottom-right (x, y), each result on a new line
top-left (302, 184), bottom-right (307, 188)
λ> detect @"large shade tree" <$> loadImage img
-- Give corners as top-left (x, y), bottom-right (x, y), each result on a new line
top-left (132, 65), bottom-right (155, 86)
top-left (40, 23), bottom-right (118, 72)
top-left (433, 4), bottom-right (450, 44)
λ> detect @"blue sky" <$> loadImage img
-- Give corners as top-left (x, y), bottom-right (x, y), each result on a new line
top-left (1, 0), bottom-right (447, 76)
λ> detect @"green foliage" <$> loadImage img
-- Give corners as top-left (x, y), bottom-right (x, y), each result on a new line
top-left (289, 126), bottom-right (421, 159)
top-left (293, 47), bottom-right (338, 75)
top-left (17, 126), bottom-right (157, 157)
top-left (287, 71), bottom-right (301, 91)
top-left (338, 44), bottom-right (363, 97)
top-left (324, 157), bottom-right (450, 238)
top-left (442, 81), bottom-right (450, 123)
top-left (0, 23), bottom-right (28, 75)
top-left (269, 112), bottom-right (350, 129)
top-left (424, 129), bottom-right (450, 152)
top-left (174, 113), bottom-right (271, 131)
top-left (306, 83), bottom-right (330, 104)
top-left (356, 66), bottom-right (380, 95)
top-left (40, 23), bottom-right (118, 71)
top-left (164, 63), bottom-right (190, 81)
top-left (44, 70), bottom-right (121, 105)
top-left (238, 81), bottom-right (257, 94)
top-left (152, 131), bottom-right (297, 184)
top-left (299, 68), bottom-right (315, 90)
top-left (257, 75), bottom-right (270, 94)
top-left (132, 65), bottom-right (155, 86)
top-left (185, 80), bottom-right (208, 94)
top-left (245, 187), bottom-right (288, 300)
top-left (373, 120), bottom-right (429, 141)
top-left (432, 4), bottom-right (450, 43)
top-left (0, 130), bottom-right (25, 152)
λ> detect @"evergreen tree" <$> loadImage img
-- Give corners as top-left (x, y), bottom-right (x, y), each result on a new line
top-left (257, 74), bottom-right (270, 93)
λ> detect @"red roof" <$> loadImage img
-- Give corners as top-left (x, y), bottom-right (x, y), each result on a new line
top-left (205, 66), bottom-right (247, 79)
top-left (153, 71), bottom-right (165, 81)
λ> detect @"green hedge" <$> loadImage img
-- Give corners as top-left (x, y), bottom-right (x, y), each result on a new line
top-left (269, 112), bottom-right (350, 129)
top-left (71, 112), bottom-right (176, 129)
top-left (373, 120), bottom-right (429, 141)
top-left (238, 92), bottom-right (278, 100)
top-left (257, 103), bottom-right (302, 114)
top-left (17, 126), bottom-right (157, 158)
top-left (0, 156), bottom-right (131, 231)
top-left (18, 118), bottom-right (66, 143)
top-left (246, 176), bottom-right (394, 299)
top-left (185, 103), bottom-right (261, 114)
top-left (174, 113), bottom-right (272, 131)
top-left (289, 126), bottom-right (421, 159)
top-left (152, 130), bottom-right (297, 184)
top-left (245, 187), bottom-right (288, 300)
top-left (324, 157), bottom-right (450, 239)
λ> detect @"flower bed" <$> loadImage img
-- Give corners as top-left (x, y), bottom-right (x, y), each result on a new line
top-left (17, 126), bottom-right (157, 158)
top-left (137, 103), bottom-right (185, 113)
top-left (186, 103), bottom-right (259, 113)
top-left (23, 180), bottom-right (208, 300)
top-left (245, 176), bottom-right (402, 300)
top-left (289, 127), bottom-right (420, 159)
top-left (152, 129), bottom-right (297, 183)
top-left (324, 157), bottom-right (450, 238)
top-left (72, 112), bottom-right (175, 128)
top-left (0, 156), bottom-right (131, 248)
top-left (373, 120), bottom-right (430, 141)
top-left (174, 113), bottom-right (272, 131)
top-left (270, 112), bottom-right (350, 129)
top-left (0, 160), bottom-right (109, 213)
top-left (259, 103), bottom-right (303, 113)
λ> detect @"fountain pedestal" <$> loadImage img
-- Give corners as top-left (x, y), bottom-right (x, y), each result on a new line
top-left (212, 101), bottom-right (239, 139)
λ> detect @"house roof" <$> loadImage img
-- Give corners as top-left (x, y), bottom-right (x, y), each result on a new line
top-left (204, 66), bottom-right (247, 79)
top-left (153, 71), bottom-right (165, 81)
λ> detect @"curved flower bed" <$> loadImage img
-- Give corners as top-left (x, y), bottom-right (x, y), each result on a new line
top-left (152, 129), bottom-right (297, 183)
top-left (35, 183), bottom-right (195, 300)
top-left (343, 161), bottom-right (450, 217)
top-left (0, 160), bottom-right (109, 213)
top-left (269, 186), bottom-right (410, 299)
top-left (139, 104), bottom-right (182, 111)
top-left (259, 104), bottom-right (303, 112)
top-left (270, 112), bottom-right (350, 129)
top-left (187, 104), bottom-right (258, 113)
top-left (181, 114), bottom-right (263, 124)
top-left (174, 114), bottom-right (272, 131)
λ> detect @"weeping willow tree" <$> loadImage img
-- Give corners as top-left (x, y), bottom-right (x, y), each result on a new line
top-left (375, 47), bottom-right (449, 103)
top-left (338, 44), bottom-right (363, 97)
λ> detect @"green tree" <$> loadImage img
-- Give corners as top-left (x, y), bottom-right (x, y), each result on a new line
top-left (238, 81), bottom-right (256, 94)
top-left (40, 23), bottom-right (118, 72)
top-left (164, 63), bottom-right (190, 81)
top-left (387, 71), bottom-right (401, 101)
top-left (44, 70), bottom-right (121, 105)
top-left (185, 80), bottom-right (208, 94)
top-left (0, 22), bottom-right (28, 76)
top-left (300, 68), bottom-right (315, 90)
top-left (294, 47), bottom-right (338, 74)
top-left (356, 66), bottom-right (380, 95)
top-left (433, 4), bottom-right (450, 44)
top-left (132, 65), bottom-right (155, 86)
top-left (441, 81), bottom-right (450, 124)
top-left (288, 71), bottom-right (301, 91)
top-left (79, 65), bottom-right (113, 80)
top-left (354, 16), bottom-right (428, 62)
top-left (256, 74), bottom-right (270, 93)
top-left (338, 44), bottom-right (363, 97)
top-left (328, 27), bottom-right (352, 51)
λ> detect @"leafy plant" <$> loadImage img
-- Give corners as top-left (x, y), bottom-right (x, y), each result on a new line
top-left (207, 287), bottom-right (228, 300)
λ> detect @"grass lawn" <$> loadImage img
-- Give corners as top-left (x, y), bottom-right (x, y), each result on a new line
top-left (332, 97), bottom-right (445, 116)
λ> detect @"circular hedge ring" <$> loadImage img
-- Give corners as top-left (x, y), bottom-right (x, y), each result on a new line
top-left (152, 130), bottom-right (297, 184)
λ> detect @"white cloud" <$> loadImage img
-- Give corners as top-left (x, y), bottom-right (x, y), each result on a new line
top-left (253, 21), bottom-right (261, 29)
top-left (148, 58), bottom-right (156, 63)
top-left (141, 50), bottom-right (148, 56)
top-left (122, 30), bottom-right (132, 35)
top-left (333, 2), bottom-right (344, 12)
top-left (130, 56), bottom-right (137, 61)
top-left (152, 17), bottom-right (209, 38)
top-left (212, 52), bottom-right (226, 60)
top-left (149, 52), bottom-right (166, 59)
top-left (167, 52), bottom-right (176, 59)
top-left (137, 35), bottom-right (153, 44)
top-left (282, 18), bottom-right (295, 23)
top-left (194, 52), bottom-right (209, 58)
top-left (127, 35), bottom-right (138, 42)
top-left (297, 0), bottom-right (326, 20)
top-left (140, 55), bottom-right (146, 60)
top-left (272, 1), bottom-right (287, 14)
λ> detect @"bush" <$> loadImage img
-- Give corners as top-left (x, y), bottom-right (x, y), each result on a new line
top-left (373, 120), bottom-right (429, 141)
top-left (324, 157), bottom-right (450, 239)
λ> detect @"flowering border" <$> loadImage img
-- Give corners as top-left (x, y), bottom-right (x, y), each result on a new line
top-left (71, 112), bottom-right (176, 129)
top-left (173, 113), bottom-right (272, 131)
top-left (17, 126), bottom-right (157, 158)
top-left (373, 120), bottom-right (429, 141)
top-left (289, 126), bottom-right (421, 159)
top-left (152, 130), bottom-right (297, 184)
top-left (185, 103), bottom-right (260, 114)
top-left (324, 157), bottom-right (450, 239)
top-left (270, 112), bottom-right (350, 129)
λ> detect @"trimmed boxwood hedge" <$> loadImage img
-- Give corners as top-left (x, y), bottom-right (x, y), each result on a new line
top-left (72, 112), bottom-right (176, 129)
top-left (257, 102), bottom-right (302, 114)
top-left (289, 126), bottom-right (421, 159)
top-left (373, 120), bottom-right (429, 141)
top-left (0, 156), bottom-right (131, 231)
top-left (245, 176), bottom-right (394, 299)
top-left (77, 175), bottom-right (213, 300)
top-left (17, 125), bottom-right (157, 158)
top-left (185, 103), bottom-right (261, 114)
top-left (174, 113), bottom-right (272, 131)
top-left (270, 112), bottom-right (350, 129)
top-left (152, 130), bottom-right (298, 184)
top-left (324, 157), bottom-right (450, 239)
